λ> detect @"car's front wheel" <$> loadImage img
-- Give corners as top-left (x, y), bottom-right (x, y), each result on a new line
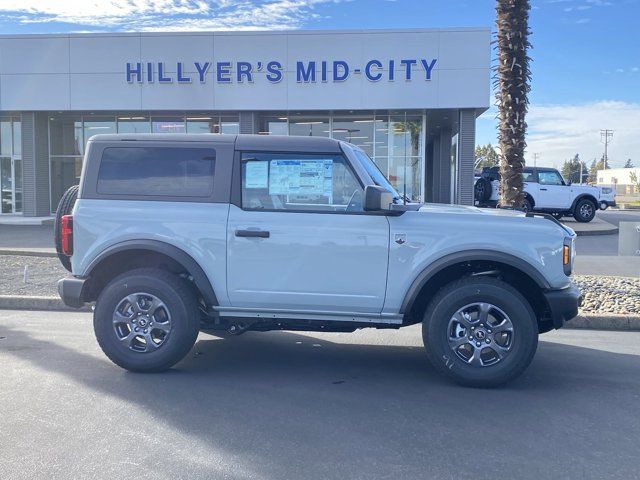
top-left (94, 268), bottom-right (200, 372)
top-left (573, 198), bottom-right (596, 222)
top-left (422, 277), bottom-right (538, 387)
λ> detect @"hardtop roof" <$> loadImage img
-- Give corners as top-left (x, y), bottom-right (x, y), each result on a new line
top-left (88, 133), bottom-right (344, 153)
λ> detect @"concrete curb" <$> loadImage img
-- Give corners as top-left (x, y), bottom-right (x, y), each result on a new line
top-left (0, 296), bottom-right (91, 312)
top-left (0, 249), bottom-right (57, 258)
top-left (566, 314), bottom-right (640, 331)
top-left (0, 296), bottom-right (638, 331)
top-left (573, 225), bottom-right (619, 236)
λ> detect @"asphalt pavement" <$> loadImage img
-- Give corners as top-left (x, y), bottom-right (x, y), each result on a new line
top-left (1, 310), bottom-right (639, 480)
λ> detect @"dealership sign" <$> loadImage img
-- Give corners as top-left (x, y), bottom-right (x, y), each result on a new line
top-left (126, 59), bottom-right (438, 84)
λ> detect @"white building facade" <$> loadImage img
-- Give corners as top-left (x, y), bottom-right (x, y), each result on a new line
top-left (0, 28), bottom-right (490, 216)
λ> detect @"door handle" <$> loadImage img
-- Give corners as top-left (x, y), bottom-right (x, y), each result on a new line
top-left (540, 188), bottom-right (547, 191)
top-left (235, 229), bottom-right (270, 238)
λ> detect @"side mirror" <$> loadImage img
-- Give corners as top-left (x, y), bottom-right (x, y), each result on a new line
top-left (567, 180), bottom-right (572, 186)
top-left (364, 185), bottom-right (394, 212)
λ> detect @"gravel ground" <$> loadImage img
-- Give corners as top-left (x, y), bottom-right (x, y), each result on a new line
top-left (0, 255), bottom-right (67, 297)
top-left (0, 255), bottom-right (638, 315)
top-left (573, 275), bottom-right (639, 315)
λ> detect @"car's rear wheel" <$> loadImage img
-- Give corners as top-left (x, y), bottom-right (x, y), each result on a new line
top-left (94, 268), bottom-right (200, 372)
top-left (53, 185), bottom-right (79, 272)
top-left (573, 198), bottom-right (596, 222)
top-left (422, 277), bottom-right (538, 387)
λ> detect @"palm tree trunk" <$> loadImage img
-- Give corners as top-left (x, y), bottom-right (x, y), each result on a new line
top-left (496, 0), bottom-right (531, 208)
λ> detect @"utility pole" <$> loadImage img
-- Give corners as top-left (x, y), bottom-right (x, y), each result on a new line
top-left (600, 129), bottom-right (613, 169)
top-left (533, 153), bottom-right (539, 168)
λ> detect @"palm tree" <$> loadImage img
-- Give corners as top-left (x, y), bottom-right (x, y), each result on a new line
top-left (495, 0), bottom-right (531, 208)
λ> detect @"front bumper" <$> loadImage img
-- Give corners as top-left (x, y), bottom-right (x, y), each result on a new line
top-left (543, 283), bottom-right (583, 329)
top-left (58, 277), bottom-right (88, 308)
top-left (599, 199), bottom-right (616, 209)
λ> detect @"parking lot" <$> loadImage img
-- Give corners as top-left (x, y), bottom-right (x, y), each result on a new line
top-left (1, 310), bottom-right (639, 480)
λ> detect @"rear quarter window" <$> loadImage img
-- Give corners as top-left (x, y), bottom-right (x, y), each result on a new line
top-left (97, 147), bottom-right (215, 197)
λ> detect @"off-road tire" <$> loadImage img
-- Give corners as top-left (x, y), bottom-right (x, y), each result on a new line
top-left (94, 268), bottom-right (200, 372)
top-left (573, 198), bottom-right (596, 223)
top-left (53, 185), bottom-right (79, 272)
top-left (422, 277), bottom-right (538, 388)
top-left (474, 177), bottom-right (492, 203)
top-left (521, 197), bottom-right (533, 213)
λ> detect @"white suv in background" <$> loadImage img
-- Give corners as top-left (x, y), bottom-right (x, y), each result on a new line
top-left (474, 166), bottom-right (616, 222)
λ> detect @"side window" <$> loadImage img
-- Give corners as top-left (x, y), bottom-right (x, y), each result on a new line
top-left (97, 147), bottom-right (215, 197)
top-left (240, 152), bottom-right (364, 212)
top-left (522, 171), bottom-right (536, 182)
top-left (538, 171), bottom-right (564, 186)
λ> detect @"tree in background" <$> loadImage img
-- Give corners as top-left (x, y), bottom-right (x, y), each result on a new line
top-left (561, 154), bottom-right (588, 184)
top-left (587, 156), bottom-right (610, 183)
top-left (475, 143), bottom-right (500, 169)
top-left (496, 0), bottom-right (532, 208)
top-left (624, 158), bottom-right (634, 168)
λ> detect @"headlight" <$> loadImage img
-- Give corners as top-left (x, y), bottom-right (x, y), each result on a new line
top-left (602, 187), bottom-right (612, 194)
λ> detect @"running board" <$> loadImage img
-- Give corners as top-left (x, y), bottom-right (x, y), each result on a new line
top-left (211, 306), bottom-right (404, 325)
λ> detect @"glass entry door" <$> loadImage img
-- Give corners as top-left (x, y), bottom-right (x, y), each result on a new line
top-left (0, 157), bottom-right (22, 214)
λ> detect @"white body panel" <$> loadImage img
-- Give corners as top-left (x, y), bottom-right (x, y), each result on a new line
top-left (226, 205), bottom-right (390, 312)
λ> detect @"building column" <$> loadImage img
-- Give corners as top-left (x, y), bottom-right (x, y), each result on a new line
top-left (21, 112), bottom-right (51, 217)
top-left (456, 109), bottom-right (476, 205)
top-left (238, 112), bottom-right (259, 134)
top-left (439, 127), bottom-right (453, 203)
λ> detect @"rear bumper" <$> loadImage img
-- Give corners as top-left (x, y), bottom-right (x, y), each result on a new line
top-left (544, 283), bottom-right (583, 329)
top-left (58, 277), bottom-right (88, 308)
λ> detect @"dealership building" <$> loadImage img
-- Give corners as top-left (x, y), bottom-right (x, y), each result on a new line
top-left (0, 28), bottom-right (490, 217)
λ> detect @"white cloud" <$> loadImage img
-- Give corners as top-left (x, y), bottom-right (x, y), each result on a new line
top-left (477, 101), bottom-right (640, 168)
top-left (526, 101), bottom-right (640, 168)
top-left (0, 0), bottom-right (348, 30)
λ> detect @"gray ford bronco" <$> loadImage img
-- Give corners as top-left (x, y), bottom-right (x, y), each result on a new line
top-left (57, 134), bottom-right (581, 387)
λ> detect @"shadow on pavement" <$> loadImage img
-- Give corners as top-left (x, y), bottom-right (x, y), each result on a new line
top-left (1, 324), bottom-right (640, 479)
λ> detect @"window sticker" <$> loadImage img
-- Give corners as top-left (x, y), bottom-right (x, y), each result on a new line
top-left (245, 161), bottom-right (269, 189)
top-left (269, 159), bottom-right (334, 198)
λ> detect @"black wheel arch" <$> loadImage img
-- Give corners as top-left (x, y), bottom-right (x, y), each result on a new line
top-left (83, 240), bottom-right (218, 308)
top-left (570, 194), bottom-right (598, 212)
top-left (400, 250), bottom-right (553, 332)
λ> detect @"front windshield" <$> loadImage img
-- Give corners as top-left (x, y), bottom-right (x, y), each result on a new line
top-left (351, 148), bottom-right (403, 202)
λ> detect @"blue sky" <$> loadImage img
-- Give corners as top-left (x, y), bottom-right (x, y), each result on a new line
top-left (0, 0), bottom-right (638, 167)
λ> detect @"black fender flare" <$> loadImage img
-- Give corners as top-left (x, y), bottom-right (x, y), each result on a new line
top-left (400, 250), bottom-right (550, 315)
top-left (570, 194), bottom-right (598, 212)
top-left (85, 240), bottom-right (218, 306)
top-left (523, 192), bottom-right (535, 208)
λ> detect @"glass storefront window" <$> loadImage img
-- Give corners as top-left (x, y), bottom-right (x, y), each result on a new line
top-left (186, 116), bottom-right (217, 133)
top-left (332, 116), bottom-right (376, 156)
top-left (12, 119), bottom-right (21, 157)
top-left (289, 115), bottom-right (330, 137)
top-left (83, 117), bottom-right (116, 147)
top-left (389, 115), bottom-right (423, 158)
top-left (1, 119), bottom-right (12, 156)
top-left (50, 115), bottom-right (83, 155)
top-left (0, 117), bottom-right (22, 214)
top-left (220, 116), bottom-right (239, 134)
top-left (117, 116), bottom-right (151, 134)
top-left (258, 115), bottom-right (288, 135)
top-left (152, 117), bottom-right (186, 134)
top-left (50, 157), bottom-right (82, 210)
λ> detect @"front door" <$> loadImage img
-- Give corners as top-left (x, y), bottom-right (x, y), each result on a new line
top-left (226, 151), bottom-right (390, 313)
top-left (535, 170), bottom-right (571, 209)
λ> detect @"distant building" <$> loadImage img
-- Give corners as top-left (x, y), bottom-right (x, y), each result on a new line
top-left (597, 168), bottom-right (640, 194)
